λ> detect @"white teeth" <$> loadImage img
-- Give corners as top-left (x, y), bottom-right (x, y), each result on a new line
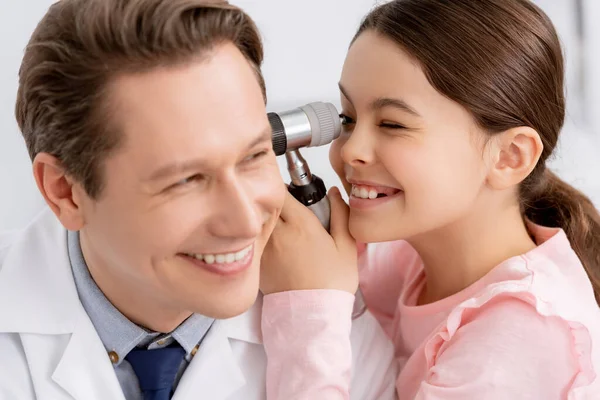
top-left (235, 249), bottom-right (246, 261)
top-left (187, 244), bottom-right (253, 265)
top-left (352, 185), bottom-right (380, 200)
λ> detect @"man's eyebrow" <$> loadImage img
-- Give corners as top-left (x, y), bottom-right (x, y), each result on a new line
top-left (247, 127), bottom-right (272, 151)
top-left (147, 127), bottom-right (272, 182)
top-left (338, 82), bottom-right (421, 117)
top-left (147, 159), bottom-right (208, 182)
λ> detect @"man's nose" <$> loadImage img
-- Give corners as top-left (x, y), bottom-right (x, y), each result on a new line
top-left (210, 180), bottom-right (263, 239)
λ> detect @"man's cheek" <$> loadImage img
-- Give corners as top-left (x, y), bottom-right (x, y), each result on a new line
top-left (256, 169), bottom-right (287, 212)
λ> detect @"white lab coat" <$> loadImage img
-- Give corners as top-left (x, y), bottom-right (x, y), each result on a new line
top-left (0, 209), bottom-right (398, 400)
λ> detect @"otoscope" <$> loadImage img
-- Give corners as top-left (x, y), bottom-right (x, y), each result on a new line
top-left (268, 102), bottom-right (340, 231)
top-left (268, 102), bottom-right (366, 318)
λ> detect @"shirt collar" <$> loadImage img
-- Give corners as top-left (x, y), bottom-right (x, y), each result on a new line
top-left (67, 230), bottom-right (214, 364)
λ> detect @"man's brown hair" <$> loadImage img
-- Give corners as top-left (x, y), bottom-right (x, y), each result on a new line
top-left (16, 0), bottom-right (266, 198)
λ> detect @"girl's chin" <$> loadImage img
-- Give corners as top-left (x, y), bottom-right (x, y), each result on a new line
top-left (349, 217), bottom-right (410, 244)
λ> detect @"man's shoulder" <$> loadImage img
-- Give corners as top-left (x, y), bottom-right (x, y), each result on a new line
top-left (0, 229), bottom-right (20, 244)
top-left (0, 209), bottom-right (61, 269)
top-left (0, 230), bottom-right (20, 268)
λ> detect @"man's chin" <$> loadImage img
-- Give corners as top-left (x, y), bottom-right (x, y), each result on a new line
top-left (199, 289), bottom-right (260, 319)
top-left (186, 270), bottom-right (261, 319)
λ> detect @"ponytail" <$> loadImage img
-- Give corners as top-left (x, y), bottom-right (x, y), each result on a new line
top-left (356, 1), bottom-right (599, 302)
top-left (523, 170), bottom-right (600, 305)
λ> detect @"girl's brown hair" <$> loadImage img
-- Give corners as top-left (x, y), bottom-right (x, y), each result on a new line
top-left (355, 0), bottom-right (600, 303)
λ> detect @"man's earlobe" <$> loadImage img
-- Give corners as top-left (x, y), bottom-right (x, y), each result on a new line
top-left (486, 127), bottom-right (544, 191)
top-left (32, 153), bottom-right (85, 231)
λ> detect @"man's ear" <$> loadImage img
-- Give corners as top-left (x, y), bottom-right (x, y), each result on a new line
top-left (32, 153), bottom-right (86, 231)
top-left (486, 127), bottom-right (544, 190)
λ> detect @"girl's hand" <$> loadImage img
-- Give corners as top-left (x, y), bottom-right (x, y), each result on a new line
top-left (260, 187), bottom-right (358, 295)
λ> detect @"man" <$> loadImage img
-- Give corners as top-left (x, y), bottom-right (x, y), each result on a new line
top-left (0, 0), bottom-right (397, 399)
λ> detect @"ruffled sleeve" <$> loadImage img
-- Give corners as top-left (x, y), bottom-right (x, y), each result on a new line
top-left (416, 283), bottom-right (594, 400)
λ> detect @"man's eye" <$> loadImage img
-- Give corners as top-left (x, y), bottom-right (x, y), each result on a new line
top-left (176, 174), bottom-right (205, 186)
top-left (244, 150), bottom-right (269, 163)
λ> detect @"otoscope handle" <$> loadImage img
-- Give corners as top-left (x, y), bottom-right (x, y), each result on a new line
top-left (288, 175), bottom-right (330, 231)
top-left (288, 176), bottom-right (366, 319)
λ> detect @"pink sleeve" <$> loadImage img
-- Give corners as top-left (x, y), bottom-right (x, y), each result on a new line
top-left (261, 290), bottom-right (355, 400)
top-left (359, 241), bottom-right (419, 338)
top-left (415, 298), bottom-right (578, 399)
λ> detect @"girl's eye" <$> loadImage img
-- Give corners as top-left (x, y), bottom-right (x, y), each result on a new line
top-left (339, 114), bottom-right (408, 131)
top-left (379, 122), bottom-right (407, 130)
top-left (340, 114), bottom-right (356, 126)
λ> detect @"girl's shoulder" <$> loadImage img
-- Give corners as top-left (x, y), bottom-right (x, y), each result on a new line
top-left (428, 227), bottom-right (600, 396)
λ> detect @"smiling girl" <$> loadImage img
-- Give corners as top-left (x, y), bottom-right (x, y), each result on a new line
top-left (260, 0), bottom-right (600, 398)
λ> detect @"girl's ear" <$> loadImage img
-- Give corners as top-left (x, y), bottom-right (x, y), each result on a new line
top-left (486, 127), bottom-right (543, 190)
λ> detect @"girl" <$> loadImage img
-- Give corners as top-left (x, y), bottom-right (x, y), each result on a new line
top-left (260, 0), bottom-right (600, 398)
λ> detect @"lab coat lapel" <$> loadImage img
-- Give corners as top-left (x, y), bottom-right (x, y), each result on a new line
top-left (173, 296), bottom-right (265, 399)
top-left (20, 318), bottom-right (125, 400)
top-left (173, 321), bottom-right (246, 400)
top-left (0, 209), bottom-right (124, 399)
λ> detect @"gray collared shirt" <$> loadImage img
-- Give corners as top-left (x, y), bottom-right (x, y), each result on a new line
top-left (68, 230), bottom-right (214, 399)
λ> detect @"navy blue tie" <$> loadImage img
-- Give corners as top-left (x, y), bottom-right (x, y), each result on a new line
top-left (125, 344), bottom-right (186, 400)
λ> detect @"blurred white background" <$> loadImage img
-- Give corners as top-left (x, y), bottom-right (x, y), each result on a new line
top-left (1, 0), bottom-right (598, 229)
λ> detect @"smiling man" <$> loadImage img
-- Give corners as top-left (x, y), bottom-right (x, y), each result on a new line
top-left (0, 0), bottom-right (396, 399)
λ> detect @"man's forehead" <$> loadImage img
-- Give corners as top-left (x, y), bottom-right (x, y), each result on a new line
top-left (106, 46), bottom-right (263, 123)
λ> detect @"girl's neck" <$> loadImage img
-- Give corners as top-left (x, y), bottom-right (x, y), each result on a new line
top-left (408, 201), bottom-right (536, 305)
